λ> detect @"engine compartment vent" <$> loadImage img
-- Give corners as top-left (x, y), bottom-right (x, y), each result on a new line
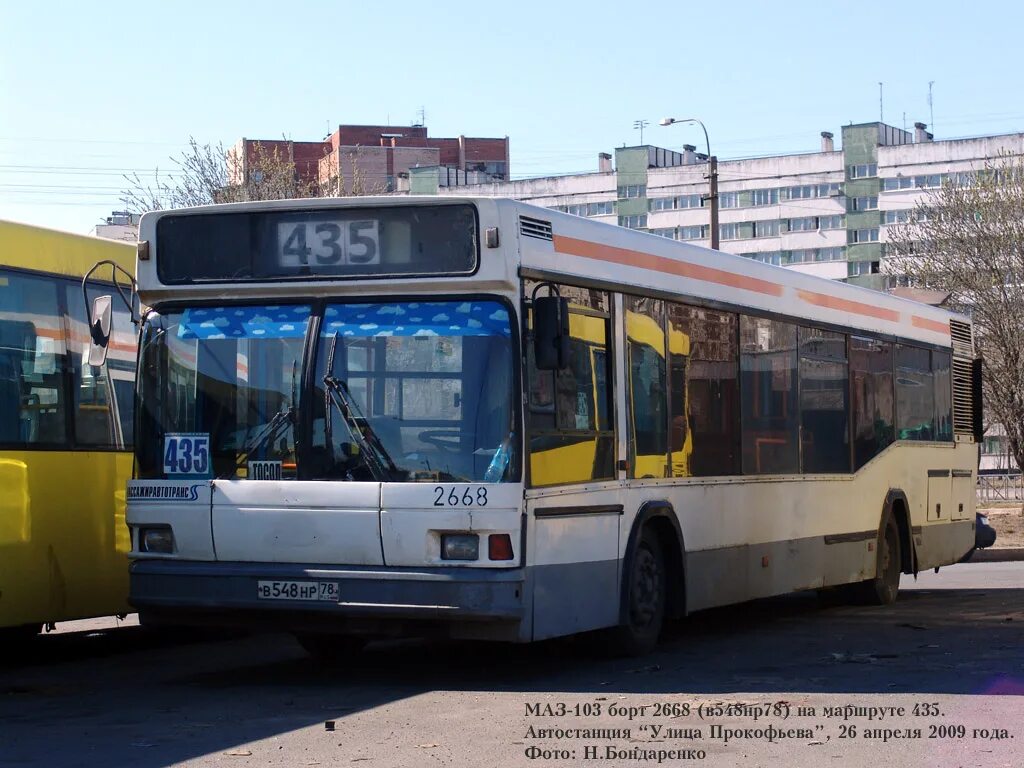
top-left (519, 216), bottom-right (553, 241)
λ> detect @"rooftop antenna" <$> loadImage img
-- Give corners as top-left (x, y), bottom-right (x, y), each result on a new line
top-left (879, 82), bottom-right (884, 123)
top-left (633, 119), bottom-right (649, 144)
top-left (413, 106), bottom-right (426, 127)
top-left (928, 81), bottom-right (935, 134)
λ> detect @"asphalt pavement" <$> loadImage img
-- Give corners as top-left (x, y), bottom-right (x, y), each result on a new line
top-left (1, 562), bottom-right (1021, 768)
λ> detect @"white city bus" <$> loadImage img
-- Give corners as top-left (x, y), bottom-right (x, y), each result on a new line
top-left (118, 197), bottom-right (981, 657)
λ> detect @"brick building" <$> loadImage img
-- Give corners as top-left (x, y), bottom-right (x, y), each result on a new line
top-left (231, 124), bottom-right (509, 195)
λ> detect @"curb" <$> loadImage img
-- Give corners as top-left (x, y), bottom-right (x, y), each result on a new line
top-left (969, 547), bottom-right (1024, 563)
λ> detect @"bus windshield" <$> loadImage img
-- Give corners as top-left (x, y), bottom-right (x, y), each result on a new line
top-left (135, 300), bottom-right (517, 483)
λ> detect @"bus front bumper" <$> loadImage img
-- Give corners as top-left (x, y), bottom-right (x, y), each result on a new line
top-left (129, 559), bottom-right (526, 637)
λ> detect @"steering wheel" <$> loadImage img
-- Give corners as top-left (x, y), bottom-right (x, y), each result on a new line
top-left (418, 430), bottom-right (463, 452)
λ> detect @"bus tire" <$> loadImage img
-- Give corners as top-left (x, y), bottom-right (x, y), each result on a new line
top-left (853, 514), bottom-right (902, 605)
top-left (607, 526), bottom-right (666, 656)
top-left (0, 623), bottom-right (41, 646)
top-left (294, 633), bottom-right (366, 664)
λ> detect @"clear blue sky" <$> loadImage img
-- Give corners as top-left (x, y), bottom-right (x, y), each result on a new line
top-left (3, 0), bottom-right (1023, 234)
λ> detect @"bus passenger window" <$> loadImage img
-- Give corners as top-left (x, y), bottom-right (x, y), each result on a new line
top-left (933, 350), bottom-right (953, 442)
top-left (626, 296), bottom-right (668, 479)
top-left (740, 316), bottom-right (798, 474)
top-left (850, 336), bottom-right (894, 469)
top-left (895, 345), bottom-right (935, 441)
top-left (525, 281), bottom-right (614, 487)
top-left (667, 304), bottom-right (740, 477)
top-left (0, 270), bottom-right (68, 446)
top-left (799, 327), bottom-right (850, 473)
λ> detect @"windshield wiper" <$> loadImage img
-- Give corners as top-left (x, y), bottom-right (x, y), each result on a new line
top-left (235, 407), bottom-right (294, 470)
top-left (235, 360), bottom-right (298, 471)
top-left (322, 333), bottom-right (399, 482)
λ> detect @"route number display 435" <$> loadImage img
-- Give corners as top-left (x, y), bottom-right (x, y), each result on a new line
top-left (163, 433), bottom-right (211, 477)
top-left (276, 219), bottom-right (380, 268)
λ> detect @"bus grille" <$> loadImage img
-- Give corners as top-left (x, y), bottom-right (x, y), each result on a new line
top-left (950, 319), bottom-right (973, 357)
top-left (952, 357), bottom-right (975, 435)
top-left (519, 216), bottom-right (553, 241)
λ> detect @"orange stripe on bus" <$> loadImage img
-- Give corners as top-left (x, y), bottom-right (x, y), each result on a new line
top-left (795, 289), bottom-right (900, 322)
top-left (912, 315), bottom-right (950, 335)
top-left (553, 235), bottom-right (784, 297)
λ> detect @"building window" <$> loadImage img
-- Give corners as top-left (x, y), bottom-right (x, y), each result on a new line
top-left (719, 191), bottom-right (739, 209)
top-left (847, 163), bottom-right (878, 179)
top-left (787, 217), bottom-right (818, 232)
top-left (719, 223), bottom-right (740, 240)
top-left (677, 194), bottom-right (704, 209)
top-left (783, 183), bottom-right (842, 200)
top-left (848, 260), bottom-right (880, 277)
top-left (617, 184), bottom-right (646, 199)
top-left (820, 215), bottom-right (844, 229)
top-left (649, 228), bottom-right (677, 239)
top-left (848, 228), bottom-right (879, 244)
top-left (884, 210), bottom-right (912, 225)
top-left (752, 220), bottom-right (779, 238)
top-left (679, 225), bottom-right (708, 241)
top-left (751, 188), bottom-right (779, 207)
top-left (650, 197), bottom-right (675, 211)
top-left (618, 214), bottom-right (647, 229)
top-left (849, 196), bottom-right (878, 212)
top-left (753, 251), bottom-right (782, 265)
top-left (588, 201), bottom-right (613, 216)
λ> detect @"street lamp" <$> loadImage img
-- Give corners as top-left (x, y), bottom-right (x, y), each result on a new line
top-left (660, 117), bottom-right (719, 250)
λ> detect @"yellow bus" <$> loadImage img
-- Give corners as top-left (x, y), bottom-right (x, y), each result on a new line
top-left (0, 220), bottom-right (136, 640)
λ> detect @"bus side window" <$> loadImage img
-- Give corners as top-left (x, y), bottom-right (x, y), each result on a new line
top-left (0, 269), bottom-right (69, 445)
top-left (525, 281), bottom-right (615, 487)
top-left (64, 283), bottom-right (112, 447)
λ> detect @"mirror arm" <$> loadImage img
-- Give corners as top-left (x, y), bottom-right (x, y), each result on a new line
top-left (82, 259), bottom-right (141, 328)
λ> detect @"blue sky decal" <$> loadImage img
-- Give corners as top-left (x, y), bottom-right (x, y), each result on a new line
top-left (322, 301), bottom-right (510, 338)
top-left (178, 305), bottom-right (311, 340)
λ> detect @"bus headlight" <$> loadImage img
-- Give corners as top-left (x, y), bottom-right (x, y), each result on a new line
top-left (139, 526), bottom-right (175, 554)
top-left (441, 534), bottom-right (479, 561)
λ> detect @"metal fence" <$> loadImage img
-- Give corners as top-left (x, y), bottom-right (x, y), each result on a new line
top-left (977, 473), bottom-right (1024, 503)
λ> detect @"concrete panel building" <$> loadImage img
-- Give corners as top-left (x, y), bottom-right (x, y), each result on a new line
top-left (409, 121), bottom-right (1024, 291)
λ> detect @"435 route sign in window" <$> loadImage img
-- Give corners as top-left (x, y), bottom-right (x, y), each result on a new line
top-left (163, 433), bottom-right (211, 478)
top-left (276, 219), bottom-right (380, 269)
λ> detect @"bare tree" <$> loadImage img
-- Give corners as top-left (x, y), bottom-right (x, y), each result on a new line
top-left (888, 153), bottom-right (1024, 471)
top-left (121, 137), bottom-right (321, 212)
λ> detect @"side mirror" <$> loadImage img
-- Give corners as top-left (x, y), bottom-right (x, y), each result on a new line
top-left (533, 296), bottom-right (569, 370)
top-left (88, 295), bottom-right (112, 367)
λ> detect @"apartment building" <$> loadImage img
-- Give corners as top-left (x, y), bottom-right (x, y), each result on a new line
top-left (411, 121), bottom-right (1024, 291)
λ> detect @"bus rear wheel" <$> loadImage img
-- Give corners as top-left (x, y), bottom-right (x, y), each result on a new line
top-left (852, 515), bottom-right (902, 605)
top-left (294, 633), bottom-right (366, 664)
top-left (607, 527), bottom-right (666, 656)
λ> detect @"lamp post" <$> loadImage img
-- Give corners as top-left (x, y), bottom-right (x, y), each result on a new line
top-left (659, 117), bottom-right (719, 250)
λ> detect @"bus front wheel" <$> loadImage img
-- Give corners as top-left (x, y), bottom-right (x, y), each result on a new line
top-left (607, 527), bottom-right (667, 656)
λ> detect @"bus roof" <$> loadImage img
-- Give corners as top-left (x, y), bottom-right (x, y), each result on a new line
top-left (497, 198), bottom-right (967, 348)
top-left (0, 219), bottom-right (135, 279)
